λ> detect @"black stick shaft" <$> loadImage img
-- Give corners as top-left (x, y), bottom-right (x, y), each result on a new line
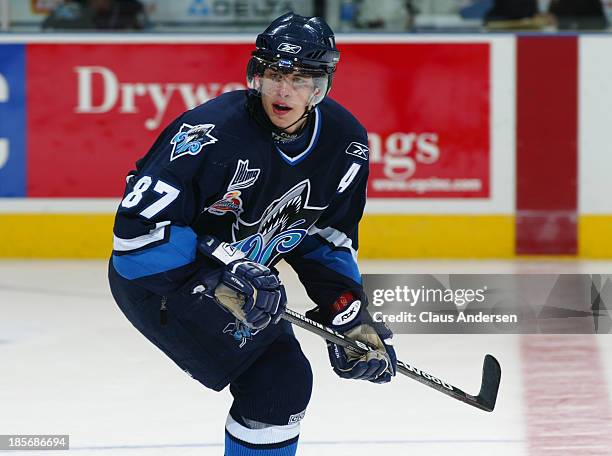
top-left (282, 308), bottom-right (500, 412)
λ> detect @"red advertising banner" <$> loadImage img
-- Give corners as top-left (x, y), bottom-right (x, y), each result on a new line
top-left (334, 43), bottom-right (490, 198)
top-left (27, 42), bottom-right (489, 198)
top-left (27, 43), bottom-right (251, 197)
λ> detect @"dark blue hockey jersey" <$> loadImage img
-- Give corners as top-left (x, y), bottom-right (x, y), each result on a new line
top-left (110, 90), bottom-right (369, 312)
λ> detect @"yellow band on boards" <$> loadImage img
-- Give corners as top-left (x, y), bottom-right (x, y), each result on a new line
top-left (0, 213), bottom-right (517, 259)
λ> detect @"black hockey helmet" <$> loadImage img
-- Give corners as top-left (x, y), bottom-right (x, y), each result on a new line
top-left (247, 12), bottom-right (340, 106)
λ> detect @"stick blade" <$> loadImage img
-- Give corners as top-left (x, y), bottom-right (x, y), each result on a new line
top-left (476, 354), bottom-right (502, 412)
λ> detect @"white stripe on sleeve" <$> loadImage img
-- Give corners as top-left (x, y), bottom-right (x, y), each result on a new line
top-left (113, 221), bottom-right (171, 252)
top-left (308, 225), bottom-right (358, 261)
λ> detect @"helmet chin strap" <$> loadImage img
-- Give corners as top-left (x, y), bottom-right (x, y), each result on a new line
top-left (246, 90), bottom-right (316, 140)
top-left (274, 105), bottom-right (313, 137)
top-left (273, 91), bottom-right (318, 137)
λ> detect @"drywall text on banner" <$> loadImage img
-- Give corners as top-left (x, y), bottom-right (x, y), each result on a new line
top-left (74, 66), bottom-right (246, 130)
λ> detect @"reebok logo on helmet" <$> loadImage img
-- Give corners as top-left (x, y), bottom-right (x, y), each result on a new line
top-left (278, 42), bottom-right (302, 54)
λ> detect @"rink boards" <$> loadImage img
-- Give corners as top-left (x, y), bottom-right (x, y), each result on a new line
top-left (0, 34), bottom-right (610, 258)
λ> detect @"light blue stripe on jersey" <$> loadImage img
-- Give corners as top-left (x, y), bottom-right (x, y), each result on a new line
top-left (302, 242), bottom-right (362, 284)
top-left (112, 225), bottom-right (197, 280)
top-left (276, 107), bottom-right (321, 166)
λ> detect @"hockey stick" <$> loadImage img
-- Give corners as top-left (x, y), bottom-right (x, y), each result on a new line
top-left (282, 308), bottom-right (501, 412)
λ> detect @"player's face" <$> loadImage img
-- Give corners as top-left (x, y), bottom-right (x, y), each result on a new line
top-left (260, 68), bottom-right (320, 133)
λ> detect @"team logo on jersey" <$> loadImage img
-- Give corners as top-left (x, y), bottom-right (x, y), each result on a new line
top-left (277, 42), bottom-right (302, 54)
top-left (228, 159), bottom-right (260, 191)
top-left (207, 191), bottom-right (243, 216)
top-left (345, 142), bottom-right (369, 161)
top-left (206, 160), bottom-right (260, 217)
top-left (170, 123), bottom-right (217, 161)
top-left (223, 319), bottom-right (260, 348)
top-left (231, 180), bottom-right (327, 265)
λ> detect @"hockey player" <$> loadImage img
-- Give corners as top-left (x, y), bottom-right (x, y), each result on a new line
top-left (108, 12), bottom-right (397, 456)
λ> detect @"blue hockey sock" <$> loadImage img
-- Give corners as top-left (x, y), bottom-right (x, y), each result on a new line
top-left (224, 414), bottom-right (299, 456)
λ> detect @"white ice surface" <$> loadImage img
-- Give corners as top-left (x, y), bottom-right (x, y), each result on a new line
top-left (1, 260), bottom-right (612, 455)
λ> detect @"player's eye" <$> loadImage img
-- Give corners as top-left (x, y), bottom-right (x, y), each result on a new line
top-left (292, 76), bottom-right (310, 89)
top-left (267, 71), bottom-right (283, 82)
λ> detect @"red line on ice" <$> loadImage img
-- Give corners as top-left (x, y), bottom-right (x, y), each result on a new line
top-left (522, 335), bottom-right (612, 455)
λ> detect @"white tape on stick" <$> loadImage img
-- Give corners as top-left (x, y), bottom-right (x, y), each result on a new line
top-left (0, 73), bottom-right (7, 102)
top-left (0, 139), bottom-right (8, 170)
top-left (0, 73), bottom-right (8, 170)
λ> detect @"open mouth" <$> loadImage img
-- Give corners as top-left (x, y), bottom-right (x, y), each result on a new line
top-left (272, 103), bottom-right (293, 115)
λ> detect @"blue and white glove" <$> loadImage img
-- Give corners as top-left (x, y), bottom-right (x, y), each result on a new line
top-left (193, 236), bottom-right (287, 330)
top-left (308, 292), bottom-right (397, 383)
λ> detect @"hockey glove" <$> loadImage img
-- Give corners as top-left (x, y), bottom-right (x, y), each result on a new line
top-left (307, 292), bottom-right (397, 384)
top-left (192, 235), bottom-right (287, 330)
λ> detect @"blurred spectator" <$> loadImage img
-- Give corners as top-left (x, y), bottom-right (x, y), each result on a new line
top-left (459, 0), bottom-right (494, 19)
top-left (41, 0), bottom-right (89, 29)
top-left (42, 0), bottom-right (147, 30)
top-left (482, 0), bottom-right (557, 29)
top-left (549, 0), bottom-right (608, 30)
top-left (355, 0), bottom-right (410, 31)
top-left (485, 0), bottom-right (538, 22)
top-left (89, 0), bottom-right (146, 29)
top-left (415, 0), bottom-right (474, 15)
top-left (410, 1), bottom-right (495, 29)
